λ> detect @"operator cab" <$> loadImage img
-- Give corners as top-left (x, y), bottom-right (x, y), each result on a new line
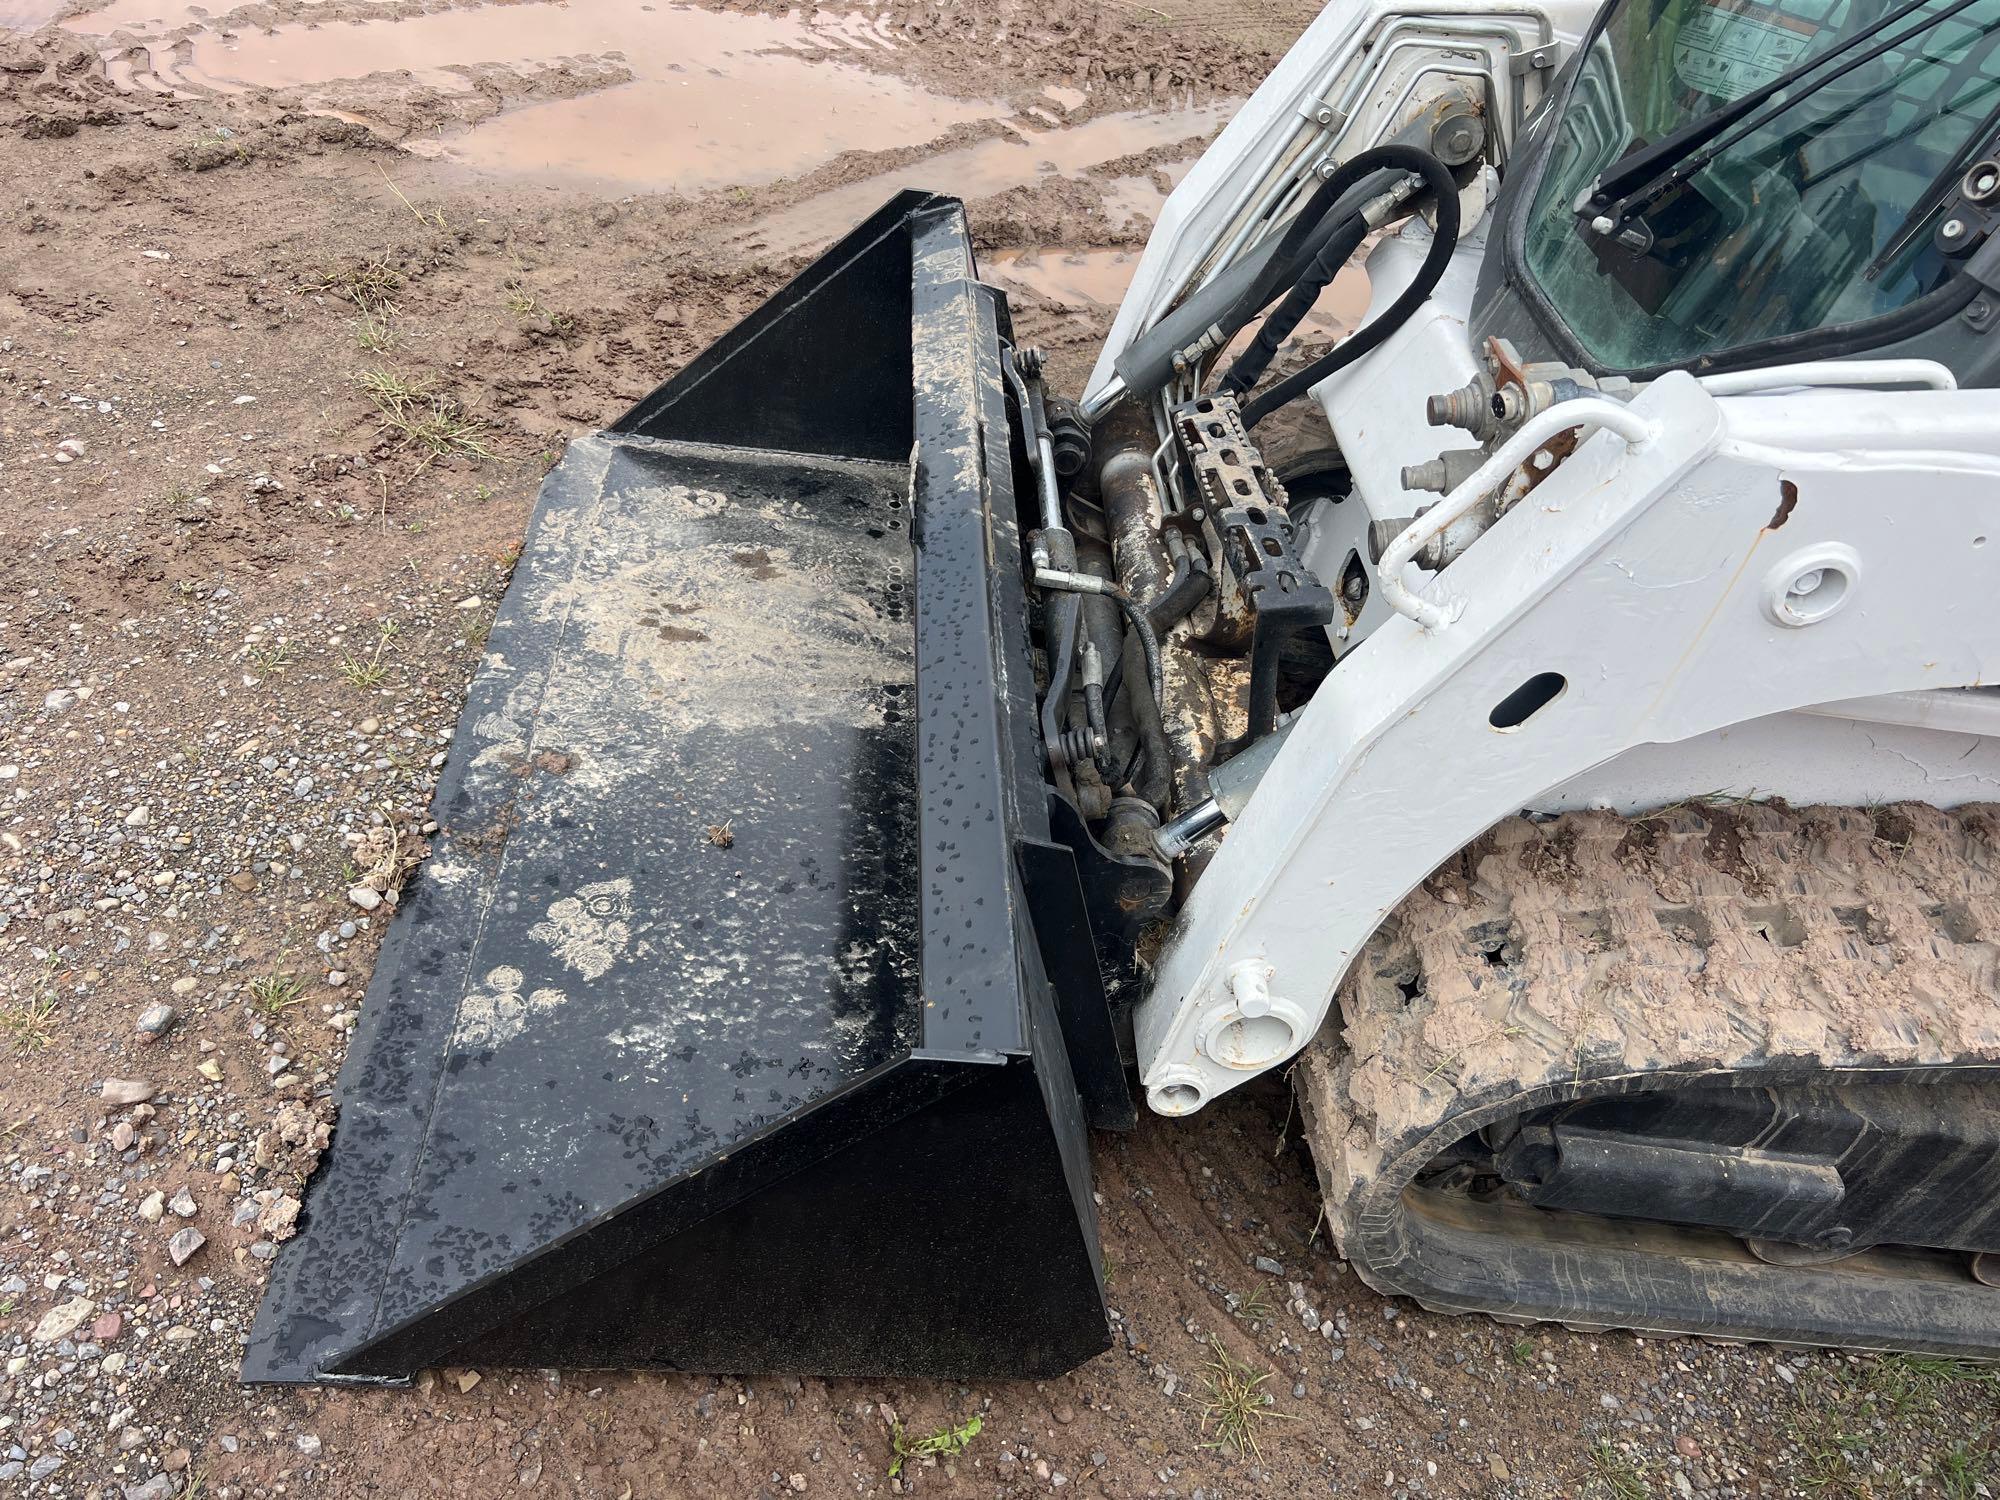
top-left (1475, 0), bottom-right (2000, 383)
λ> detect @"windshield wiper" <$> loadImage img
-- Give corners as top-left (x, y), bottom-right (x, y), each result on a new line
top-left (1863, 87), bottom-right (2000, 278)
top-left (1581, 0), bottom-right (1983, 251)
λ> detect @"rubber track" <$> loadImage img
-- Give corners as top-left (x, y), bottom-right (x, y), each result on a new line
top-left (1297, 801), bottom-right (2000, 1354)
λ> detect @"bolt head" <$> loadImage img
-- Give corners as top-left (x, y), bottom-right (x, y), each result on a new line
top-left (1943, 217), bottom-right (1967, 239)
top-left (1790, 568), bottom-right (1825, 596)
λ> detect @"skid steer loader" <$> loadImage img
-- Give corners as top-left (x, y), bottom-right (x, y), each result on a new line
top-left (247, 0), bottom-right (2000, 1384)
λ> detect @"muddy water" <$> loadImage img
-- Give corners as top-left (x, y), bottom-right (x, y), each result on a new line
top-left (57, 0), bottom-right (1235, 221)
top-left (982, 247), bottom-right (1148, 310)
top-left (736, 101), bottom-right (1233, 258)
top-left (66, 0), bottom-right (1001, 192)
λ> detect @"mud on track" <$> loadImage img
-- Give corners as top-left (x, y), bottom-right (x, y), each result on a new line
top-left (2, 0), bottom-right (1998, 1495)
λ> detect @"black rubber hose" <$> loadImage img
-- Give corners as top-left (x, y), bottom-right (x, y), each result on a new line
top-left (1241, 148), bottom-right (1461, 429)
top-left (1113, 591), bottom-right (1165, 711)
top-left (1216, 211), bottom-right (1370, 399)
top-left (1144, 554), bottom-right (1212, 638)
top-left (1211, 146), bottom-right (1452, 366)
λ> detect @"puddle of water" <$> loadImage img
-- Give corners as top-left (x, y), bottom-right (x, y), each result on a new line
top-left (69, 0), bottom-right (999, 194)
top-left (1099, 156), bottom-right (1197, 231)
top-left (413, 62), bottom-right (989, 193)
top-left (983, 247), bottom-right (1146, 310)
top-left (737, 100), bottom-right (1233, 258)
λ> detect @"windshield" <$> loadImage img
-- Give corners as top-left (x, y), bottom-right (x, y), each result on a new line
top-left (1524, 0), bottom-right (2000, 367)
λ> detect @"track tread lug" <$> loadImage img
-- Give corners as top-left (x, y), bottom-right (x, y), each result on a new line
top-left (1297, 802), bottom-right (2000, 1354)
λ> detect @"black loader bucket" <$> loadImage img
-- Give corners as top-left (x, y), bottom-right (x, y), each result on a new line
top-left (243, 193), bottom-right (1131, 1385)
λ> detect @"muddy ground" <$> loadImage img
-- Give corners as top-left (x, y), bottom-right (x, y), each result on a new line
top-left (1, 0), bottom-right (1997, 1496)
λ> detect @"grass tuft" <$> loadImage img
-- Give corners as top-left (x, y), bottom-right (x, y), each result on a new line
top-left (0, 995), bottom-right (59, 1052)
top-left (309, 257), bottom-right (401, 314)
top-left (502, 286), bottom-right (575, 337)
top-left (1587, 1440), bottom-right (1649, 1500)
top-left (246, 640), bottom-right (292, 675)
top-left (1193, 1336), bottom-right (1292, 1458)
top-left (249, 971), bottom-right (304, 1017)
top-left (340, 620), bottom-right (399, 690)
top-left (355, 368), bottom-right (493, 460)
top-left (888, 1414), bottom-right (981, 1478)
top-left (355, 312), bottom-right (397, 353)
top-left (1231, 1284), bottom-right (1274, 1324)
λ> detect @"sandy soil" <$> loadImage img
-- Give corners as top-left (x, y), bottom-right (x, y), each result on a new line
top-left (2, 1), bottom-right (1998, 1497)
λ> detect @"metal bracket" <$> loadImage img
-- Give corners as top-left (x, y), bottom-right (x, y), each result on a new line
top-left (1507, 41), bottom-right (1566, 76)
top-left (1296, 92), bottom-right (1348, 132)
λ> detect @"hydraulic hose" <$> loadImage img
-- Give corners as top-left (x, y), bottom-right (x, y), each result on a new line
top-left (1240, 146), bottom-right (1462, 429)
top-left (1145, 554), bottom-right (1212, 637)
top-left (1216, 212), bottom-right (1371, 399)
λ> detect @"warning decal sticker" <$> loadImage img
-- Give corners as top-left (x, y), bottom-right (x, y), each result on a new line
top-left (1674, 2), bottom-right (1820, 99)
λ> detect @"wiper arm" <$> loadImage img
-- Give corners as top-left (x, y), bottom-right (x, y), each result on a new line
top-left (1581, 0), bottom-right (1981, 249)
top-left (1863, 85), bottom-right (2000, 279)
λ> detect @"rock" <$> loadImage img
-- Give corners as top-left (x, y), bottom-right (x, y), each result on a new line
top-left (1252, 1255), bottom-right (1284, 1276)
top-left (228, 871), bottom-right (257, 892)
top-left (347, 885), bottom-right (382, 911)
top-left (169, 1186), bottom-right (198, 1218)
top-left (92, 1311), bottom-right (122, 1343)
top-left (102, 1077), bottom-right (157, 1105)
top-left (654, 301), bottom-right (685, 326)
top-left (1488, 1455), bottom-right (1511, 1481)
top-left (112, 1121), bottom-right (136, 1151)
top-left (167, 1226), bottom-right (206, 1266)
top-left (258, 1194), bottom-right (301, 1239)
top-left (1676, 1435), bottom-right (1703, 1460)
top-left (31, 1296), bottom-right (95, 1344)
top-left (592, 203), bottom-right (619, 227)
top-left (124, 1476), bottom-right (177, 1500)
top-left (139, 1190), bottom-right (165, 1221)
top-left (197, 1058), bottom-right (224, 1082)
top-left (296, 1434), bottom-right (322, 1457)
top-left (28, 1454), bottom-right (62, 1481)
top-left (164, 1447), bottom-right (190, 1472)
top-left (456, 1369), bottom-right (483, 1393)
top-left (137, 1003), bottom-right (178, 1039)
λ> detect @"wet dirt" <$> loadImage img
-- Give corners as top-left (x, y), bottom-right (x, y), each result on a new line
top-left (0, 0), bottom-right (65, 27)
top-left (985, 244), bottom-right (1367, 346)
top-left (735, 101), bottom-right (1232, 258)
top-left (68, 0), bottom-right (1004, 192)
